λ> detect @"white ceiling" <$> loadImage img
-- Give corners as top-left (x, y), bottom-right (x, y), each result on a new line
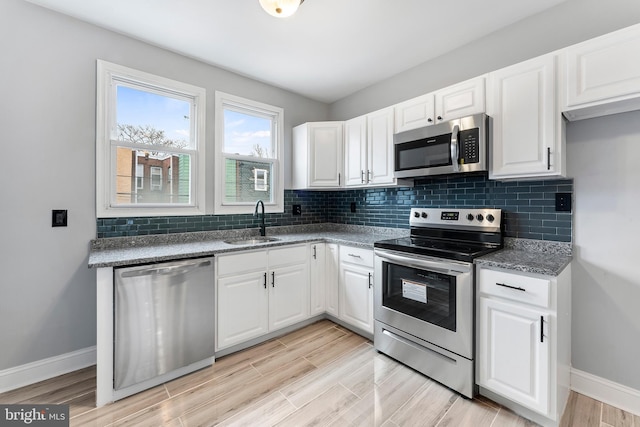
top-left (24, 0), bottom-right (567, 103)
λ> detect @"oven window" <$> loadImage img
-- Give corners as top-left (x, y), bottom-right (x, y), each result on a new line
top-left (382, 262), bottom-right (456, 331)
top-left (395, 133), bottom-right (452, 171)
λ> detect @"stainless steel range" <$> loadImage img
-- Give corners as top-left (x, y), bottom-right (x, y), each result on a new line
top-left (373, 207), bottom-right (502, 398)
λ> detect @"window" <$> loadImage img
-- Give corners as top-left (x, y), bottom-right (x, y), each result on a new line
top-left (254, 168), bottom-right (268, 191)
top-left (96, 60), bottom-right (206, 217)
top-left (135, 164), bottom-right (144, 190)
top-left (214, 92), bottom-right (284, 214)
top-left (150, 167), bottom-right (162, 191)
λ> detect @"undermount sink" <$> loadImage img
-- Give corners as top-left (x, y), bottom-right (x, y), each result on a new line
top-left (223, 236), bottom-right (280, 245)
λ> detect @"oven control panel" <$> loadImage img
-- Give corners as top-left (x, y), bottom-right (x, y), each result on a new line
top-left (410, 208), bottom-right (501, 231)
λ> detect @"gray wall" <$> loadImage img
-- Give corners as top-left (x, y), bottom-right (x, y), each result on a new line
top-left (329, 0), bottom-right (640, 120)
top-left (567, 111), bottom-right (640, 391)
top-left (0, 0), bottom-right (328, 371)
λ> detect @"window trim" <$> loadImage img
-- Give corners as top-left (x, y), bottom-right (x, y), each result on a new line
top-left (96, 60), bottom-right (207, 217)
top-left (214, 91), bottom-right (284, 214)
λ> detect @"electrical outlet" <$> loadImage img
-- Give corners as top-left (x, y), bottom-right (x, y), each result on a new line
top-left (292, 204), bottom-right (302, 215)
top-left (52, 209), bottom-right (68, 227)
top-left (350, 202), bottom-right (356, 213)
top-left (555, 193), bottom-right (572, 212)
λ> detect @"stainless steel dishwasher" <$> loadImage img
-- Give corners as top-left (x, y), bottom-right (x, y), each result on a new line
top-left (114, 257), bottom-right (215, 391)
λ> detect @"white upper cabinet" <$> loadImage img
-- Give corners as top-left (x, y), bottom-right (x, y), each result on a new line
top-left (394, 93), bottom-right (435, 133)
top-left (434, 76), bottom-right (486, 124)
top-left (394, 76), bottom-right (485, 133)
top-left (562, 23), bottom-right (640, 121)
top-left (344, 115), bottom-right (368, 186)
top-left (367, 107), bottom-right (395, 185)
top-left (488, 53), bottom-right (566, 180)
top-left (292, 122), bottom-right (344, 189)
top-left (345, 108), bottom-right (411, 188)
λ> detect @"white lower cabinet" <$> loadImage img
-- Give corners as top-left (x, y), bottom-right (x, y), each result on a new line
top-left (479, 296), bottom-right (550, 414)
top-left (216, 244), bottom-right (309, 350)
top-left (325, 243), bottom-right (340, 317)
top-left (477, 265), bottom-right (571, 426)
top-left (338, 245), bottom-right (374, 334)
top-left (309, 243), bottom-right (326, 317)
top-left (217, 270), bottom-right (269, 349)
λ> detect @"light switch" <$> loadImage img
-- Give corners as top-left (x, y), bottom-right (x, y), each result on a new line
top-left (52, 210), bottom-right (68, 227)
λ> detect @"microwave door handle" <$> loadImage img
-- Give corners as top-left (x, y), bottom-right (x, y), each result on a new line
top-left (450, 124), bottom-right (460, 172)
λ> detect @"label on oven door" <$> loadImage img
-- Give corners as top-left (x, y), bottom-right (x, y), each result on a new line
top-left (402, 279), bottom-right (427, 304)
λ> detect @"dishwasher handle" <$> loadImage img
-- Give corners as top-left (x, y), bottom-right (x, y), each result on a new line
top-left (119, 260), bottom-right (212, 278)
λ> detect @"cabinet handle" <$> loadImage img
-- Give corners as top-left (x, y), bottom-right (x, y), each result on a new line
top-left (368, 272), bottom-right (372, 288)
top-left (540, 316), bottom-right (544, 343)
top-left (338, 173), bottom-right (341, 186)
top-left (547, 147), bottom-right (551, 171)
top-left (367, 169), bottom-right (372, 183)
top-left (263, 272), bottom-right (267, 289)
top-left (271, 271), bottom-right (275, 287)
top-left (495, 282), bottom-right (526, 292)
top-left (313, 245), bottom-right (317, 259)
top-left (361, 170), bottom-right (365, 184)
top-left (348, 253), bottom-right (362, 259)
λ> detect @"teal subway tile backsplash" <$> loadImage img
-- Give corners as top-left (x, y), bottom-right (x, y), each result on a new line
top-left (96, 176), bottom-right (573, 242)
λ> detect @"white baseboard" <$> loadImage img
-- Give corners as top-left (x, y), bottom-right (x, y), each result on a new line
top-left (0, 347), bottom-right (96, 394)
top-left (571, 368), bottom-right (640, 416)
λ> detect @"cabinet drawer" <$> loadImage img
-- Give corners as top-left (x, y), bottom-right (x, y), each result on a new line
top-left (217, 250), bottom-right (268, 276)
top-left (340, 245), bottom-right (374, 268)
top-left (479, 268), bottom-right (551, 308)
top-left (268, 244), bottom-right (308, 267)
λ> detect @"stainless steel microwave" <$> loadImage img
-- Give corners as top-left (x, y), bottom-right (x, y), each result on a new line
top-left (393, 113), bottom-right (488, 178)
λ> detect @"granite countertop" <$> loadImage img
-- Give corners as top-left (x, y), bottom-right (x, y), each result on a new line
top-left (89, 224), bottom-right (572, 275)
top-left (88, 223), bottom-right (409, 268)
top-left (475, 238), bottom-right (572, 277)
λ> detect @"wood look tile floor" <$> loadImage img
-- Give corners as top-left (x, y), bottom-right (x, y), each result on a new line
top-left (1, 320), bottom-right (638, 427)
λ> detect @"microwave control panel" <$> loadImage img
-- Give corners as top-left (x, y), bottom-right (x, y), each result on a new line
top-left (459, 128), bottom-right (480, 164)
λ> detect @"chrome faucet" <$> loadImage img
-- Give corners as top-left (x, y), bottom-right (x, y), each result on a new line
top-left (254, 200), bottom-right (266, 236)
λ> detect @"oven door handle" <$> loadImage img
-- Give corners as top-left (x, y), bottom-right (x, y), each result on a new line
top-left (375, 249), bottom-right (469, 275)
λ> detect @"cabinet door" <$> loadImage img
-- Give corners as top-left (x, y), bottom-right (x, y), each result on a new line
top-left (478, 296), bottom-right (550, 415)
top-left (344, 115), bottom-right (367, 187)
top-left (325, 243), bottom-right (340, 317)
top-left (308, 122), bottom-right (344, 187)
top-left (367, 107), bottom-right (395, 185)
top-left (488, 54), bottom-right (561, 179)
top-left (394, 93), bottom-right (435, 133)
top-left (564, 24), bottom-right (640, 113)
top-left (309, 243), bottom-right (326, 316)
top-left (435, 76), bottom-right (485, 123)
top-left (269, 263), bottom-right (310, 331)
top-left (339, 262), bottom-right (374, 334)
top-left (217, 271), bottom-right (269, 350)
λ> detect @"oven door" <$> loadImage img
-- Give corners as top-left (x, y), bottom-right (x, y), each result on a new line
top-left (374, 248), bottom-right (474, 359)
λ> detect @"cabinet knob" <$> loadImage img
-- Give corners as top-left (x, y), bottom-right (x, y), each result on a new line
top-left (427, 118), bottom-right (433, 123)
top-left (437, 115), bottom-right (443, 121)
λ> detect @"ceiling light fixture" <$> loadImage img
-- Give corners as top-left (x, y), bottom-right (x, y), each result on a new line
top-left (259, 0), bottom-right (305, 18)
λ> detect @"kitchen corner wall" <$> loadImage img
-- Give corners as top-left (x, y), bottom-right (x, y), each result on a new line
top-left (98, 175), bottom-right (573, 243)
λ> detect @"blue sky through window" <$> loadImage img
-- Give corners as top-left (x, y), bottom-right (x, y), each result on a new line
top-left (223, 109), bottom-right (272, 157)
top-left (116, 85), bottom-right (191, 145)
